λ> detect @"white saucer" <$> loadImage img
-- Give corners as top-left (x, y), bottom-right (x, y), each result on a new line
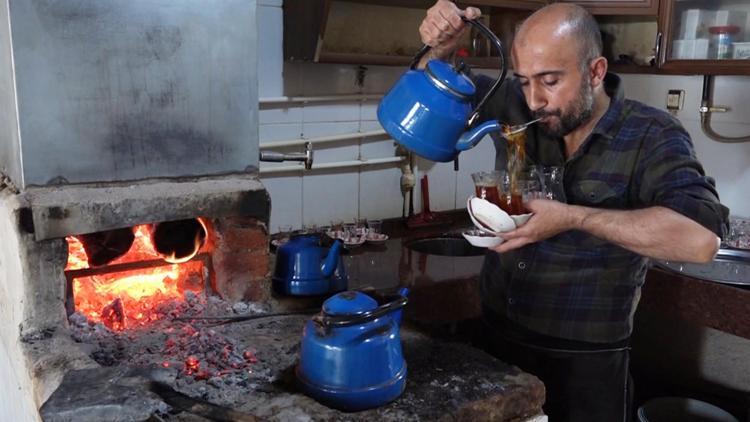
top-left (462, 229), bottom-right (503, 248)
top-left (365, 233), bottom-right (389, 244)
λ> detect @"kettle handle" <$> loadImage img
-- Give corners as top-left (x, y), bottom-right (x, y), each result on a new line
top-left (314, 293), bottom-right (408, 329)
top-left (408, 17), bottom-right (507, 128)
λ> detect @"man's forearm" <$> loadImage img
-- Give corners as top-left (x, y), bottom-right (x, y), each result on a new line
top-left (570, 205), bottom-right (720, 263)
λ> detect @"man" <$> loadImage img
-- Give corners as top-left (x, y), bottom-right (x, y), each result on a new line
top-left (418, 2), bottom-right (729, 421)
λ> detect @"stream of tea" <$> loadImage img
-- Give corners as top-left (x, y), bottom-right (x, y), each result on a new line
top-left (502, 125), bottom-right (527, 214)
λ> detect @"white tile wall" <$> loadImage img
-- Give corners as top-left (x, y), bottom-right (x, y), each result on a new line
top-left (258, 3), bottom-right (750, 232)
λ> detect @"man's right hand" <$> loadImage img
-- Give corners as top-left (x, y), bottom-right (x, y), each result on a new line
top-left (418, 0), bottom-right (481, 65)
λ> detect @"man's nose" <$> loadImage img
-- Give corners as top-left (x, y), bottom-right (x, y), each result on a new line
top-left (526, 84), bottom-right (547, 113)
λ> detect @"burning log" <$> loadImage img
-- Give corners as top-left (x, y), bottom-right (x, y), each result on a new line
top-left (101, 297), bottom-right (126, 330)
top-left (150, 218), bottom-right (207, 263)
top-left (76, 228), bottom-right (135, 267)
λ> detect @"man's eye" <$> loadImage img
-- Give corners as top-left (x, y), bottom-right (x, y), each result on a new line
top-left (543, 79), bottom-right (558, 86)
top-left (519, 80), bottom-right (530, 87)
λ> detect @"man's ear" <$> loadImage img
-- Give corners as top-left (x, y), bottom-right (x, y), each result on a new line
top-left (589, 56), bottom-right (608, 87)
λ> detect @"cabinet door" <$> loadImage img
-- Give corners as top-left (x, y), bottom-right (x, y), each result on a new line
top-left (554, 0), bottom-right (658, 15)
top-left (462, 0), bottom-right (547, 10)
top-left (659, 0), bottom-right (750, 74)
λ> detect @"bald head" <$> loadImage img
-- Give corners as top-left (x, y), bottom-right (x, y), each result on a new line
top-left (514, 3), bottom-right (602, 70)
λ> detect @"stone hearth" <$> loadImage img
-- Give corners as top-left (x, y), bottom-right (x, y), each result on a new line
top-left (0, 174), bottom-right (270, 421)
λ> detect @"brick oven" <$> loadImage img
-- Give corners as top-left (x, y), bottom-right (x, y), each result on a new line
top-left (0, 1), bottom-right (274, 420)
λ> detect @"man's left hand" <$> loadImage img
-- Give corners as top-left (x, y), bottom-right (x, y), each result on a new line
top-left (490, 199), bottom-right (579, 253)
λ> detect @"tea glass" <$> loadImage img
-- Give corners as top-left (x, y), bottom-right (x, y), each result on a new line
top-left (301, 223), bottom-right (321, 235)
top-left (542, 166), bottom-right (565, 201)
top-left (471, 171), bottom-right (504, 206)
top-left (500, 173), bottom-right (543, 215)
top-left (367, 219), bottom-right (383, 234)
top-left (343, 223), bottom-right (357, 240)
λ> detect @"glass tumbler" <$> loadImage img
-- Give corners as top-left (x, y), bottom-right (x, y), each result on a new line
top-left (471, 171), bottom-right (503, 207)
top-left (542, 166), bottom-right (565, 201)
top-left (367, 219), bottom-right (383, 234)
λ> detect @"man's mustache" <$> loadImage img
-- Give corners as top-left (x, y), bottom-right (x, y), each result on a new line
top-left (532, 109), bottom-right (561, 119)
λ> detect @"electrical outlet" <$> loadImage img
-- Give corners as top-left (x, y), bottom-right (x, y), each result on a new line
top-left (666, 90), bottom-right (685, 111)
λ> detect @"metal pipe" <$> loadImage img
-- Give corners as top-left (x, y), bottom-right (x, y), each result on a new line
top-left (699, 75), bottom-right (750, 144)
top-left (259, 129), bottom-right (388, 149)
top-left (259, 142), bottom-right (314, 170)
top-left (259, 94), bottom-right (383, 105)
top-left (260, 156), bottom-right (404, 174)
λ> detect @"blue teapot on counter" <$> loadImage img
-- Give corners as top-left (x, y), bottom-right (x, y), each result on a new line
top-left (377, 18), bottom-right (508, 162)
top-left (272, 234), bottom-right (345, 296)
top-left (296, 288), bottom-right (409, 411)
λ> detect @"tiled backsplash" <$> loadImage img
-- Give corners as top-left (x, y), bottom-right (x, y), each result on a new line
top-left (258, 2), bottom-right (750, 233)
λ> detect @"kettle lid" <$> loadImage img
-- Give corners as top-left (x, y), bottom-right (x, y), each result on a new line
top-left (425, 60), bottom-right (475, 99)
top-left (323, 291), bottom-right (377, 316)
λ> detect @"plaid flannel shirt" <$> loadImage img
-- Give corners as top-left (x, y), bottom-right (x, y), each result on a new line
top-left (475, 73), bottom-right (729, 343)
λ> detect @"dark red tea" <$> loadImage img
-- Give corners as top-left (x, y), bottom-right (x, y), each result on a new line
top-left (475, 185), bottom-right (502, 207)
top-left (499, 192), bottom-right (527, 215)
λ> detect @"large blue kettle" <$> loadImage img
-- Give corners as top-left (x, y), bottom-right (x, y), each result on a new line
top-left (377, 18), bottom-right (508, 162)
top-left (272, 234), bottom-right (345, 296)
top-left (296, 288), bottom-right (409, 411)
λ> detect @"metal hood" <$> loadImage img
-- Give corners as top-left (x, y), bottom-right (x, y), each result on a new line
top-left (0, 0), bottom-right (258, 190)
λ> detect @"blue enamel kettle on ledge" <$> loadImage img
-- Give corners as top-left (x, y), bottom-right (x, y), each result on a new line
top-left (377, 17), bottom-right (508, 162)
top-left (272, 234), bottom-right (345, 296)
top-left (296, 288), bottom-right (409, 411)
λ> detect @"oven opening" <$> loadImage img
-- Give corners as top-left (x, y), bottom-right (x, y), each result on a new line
top-left (64, 218), bottom-right (212, 330)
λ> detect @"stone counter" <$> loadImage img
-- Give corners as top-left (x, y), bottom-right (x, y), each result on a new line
top-left (43, 314), bottom-right (545, 421)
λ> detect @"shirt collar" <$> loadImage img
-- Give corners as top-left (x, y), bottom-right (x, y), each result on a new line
top-left (590, 73), bottom-right (625, 140)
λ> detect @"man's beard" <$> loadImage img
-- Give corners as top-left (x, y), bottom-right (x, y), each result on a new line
top-left (533, 76), bottom-right (594, 138)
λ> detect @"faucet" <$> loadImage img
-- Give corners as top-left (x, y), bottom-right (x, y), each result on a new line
top-left (259, 142), bottom-right (314, 170)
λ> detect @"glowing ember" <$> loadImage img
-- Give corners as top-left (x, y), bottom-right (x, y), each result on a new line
top-left (66, 223), bottom-right (207, 330)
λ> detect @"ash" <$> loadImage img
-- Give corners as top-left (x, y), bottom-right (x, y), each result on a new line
top-left (67, 292), bottom-right (544, 421)
top-left (68, 291), bottom-right (306, 416)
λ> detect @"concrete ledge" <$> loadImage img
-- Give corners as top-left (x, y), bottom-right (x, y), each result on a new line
top-left (21, 174), bottom-right (270, 240)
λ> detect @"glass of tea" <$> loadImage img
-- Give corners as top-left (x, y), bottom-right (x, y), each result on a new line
top-left (499, 172), bottom-right (543, 215)
top-left (471, 171), bottom-right (503, 206)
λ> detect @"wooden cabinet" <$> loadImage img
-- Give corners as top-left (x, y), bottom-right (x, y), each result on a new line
top-left (283, 0), bottom-right (540, 67)
top-left (464, 0), bottom-right (546, 10)
top-left (555, 0), bottom-right (658, 16)
top-left (283, 0), bottom-right (750, 75)
top-left (657, 0), bottom-right (750, 75)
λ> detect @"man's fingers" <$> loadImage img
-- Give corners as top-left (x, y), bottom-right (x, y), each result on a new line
top-left (464, 7), bottom-right (481, 20)
top-left (438, 9), bottom-right (464, 33)
top-left (420, 21), bottom-right (443, 45)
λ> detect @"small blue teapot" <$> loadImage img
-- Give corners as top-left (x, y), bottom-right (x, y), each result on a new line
top-left (296, 288), bottom-right (409, 411)
top-left (377, 18), bottom-right (508, 162)
top-left (272, 234), bottom-right (345, 296)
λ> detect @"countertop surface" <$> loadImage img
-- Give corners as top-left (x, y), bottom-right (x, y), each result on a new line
top-left (270, 213), bottom-right (487, 327)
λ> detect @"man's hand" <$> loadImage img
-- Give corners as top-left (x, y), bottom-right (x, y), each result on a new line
top-left (490, 199), bottom-right (579, 253)
top-left (418, 1), bottom-right (481, 64)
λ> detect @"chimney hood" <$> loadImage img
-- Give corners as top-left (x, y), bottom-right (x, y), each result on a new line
top-left (0, 0), bottom-right (259, 190)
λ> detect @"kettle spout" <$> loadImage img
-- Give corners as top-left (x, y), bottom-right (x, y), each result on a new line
top-left (454, 120), bottom-right (502, 152)
top-left (320, 239), bottom-right (343, 278)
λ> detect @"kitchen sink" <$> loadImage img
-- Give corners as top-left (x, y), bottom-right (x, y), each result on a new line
top-left (405, 236), bottom-right (485, 257)
top-left (653, 248), bottom-right (750, 286)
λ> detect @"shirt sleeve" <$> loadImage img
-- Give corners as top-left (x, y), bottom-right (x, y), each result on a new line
top-left (636, 120), bottom-right (730, 239)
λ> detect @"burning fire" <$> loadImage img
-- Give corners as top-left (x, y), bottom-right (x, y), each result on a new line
top-left (66, 224), bottom-right (206, 330)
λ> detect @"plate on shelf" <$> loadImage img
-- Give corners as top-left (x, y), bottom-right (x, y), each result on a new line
top-left (366, 233), bottom-right (389, 244)
top-left (343, 236), bottom-right (366, 249)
